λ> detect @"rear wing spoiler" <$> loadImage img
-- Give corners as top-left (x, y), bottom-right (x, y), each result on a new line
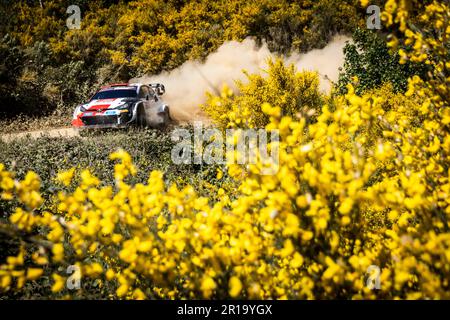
top-left (150, 83), bottom-right (165, 96)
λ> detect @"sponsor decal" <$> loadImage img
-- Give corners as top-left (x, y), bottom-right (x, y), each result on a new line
top-left (104, 110), bottom-right (120, 115)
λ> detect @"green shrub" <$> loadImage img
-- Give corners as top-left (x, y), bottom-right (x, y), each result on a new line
top-left (337, 28), bottom-right (428, 95)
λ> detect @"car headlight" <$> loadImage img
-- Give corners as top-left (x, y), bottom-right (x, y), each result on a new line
top-left (73, 105), bottom-right (85, 119)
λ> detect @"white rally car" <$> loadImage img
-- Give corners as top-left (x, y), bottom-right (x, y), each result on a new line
top-left (72, 83), bottom-right (170, 129)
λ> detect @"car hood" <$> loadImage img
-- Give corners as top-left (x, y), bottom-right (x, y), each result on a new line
top-left (81, 98), bottom-right (136, 112)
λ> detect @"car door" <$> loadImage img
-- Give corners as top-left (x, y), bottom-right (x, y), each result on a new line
top-left (138, 85), bottom-right (150, 108)
top-left (137, 85), bottom-right (150, 122)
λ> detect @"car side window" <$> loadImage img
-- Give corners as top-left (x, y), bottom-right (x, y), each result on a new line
top-left (139, 86), bottom-right (149, 99)
top-left (148, 87), bottom-right (157, 100)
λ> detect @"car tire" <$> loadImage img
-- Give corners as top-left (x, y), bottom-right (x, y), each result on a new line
top-left (157, 109), bottom-right (170, 130)
top-left (136, 105), bottom-right (147, 128)
top-left (163, 109), bottom-right (170, 124)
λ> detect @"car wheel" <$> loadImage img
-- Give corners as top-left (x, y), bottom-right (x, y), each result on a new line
top-left (136, 105), bottom-right (147, 128)
top-left (163, 109), bottom-right (170, 125)
top-left (157, 110), bottom-right (170, 129)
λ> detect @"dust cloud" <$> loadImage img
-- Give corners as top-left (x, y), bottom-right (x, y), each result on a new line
top-left (132, 35), bottom-right (350, 123)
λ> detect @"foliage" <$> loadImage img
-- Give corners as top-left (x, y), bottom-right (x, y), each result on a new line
top-left (337, 28), bottom-right (427, 95)
top-left (0, 128), bottom-right (230, 204)
top-left (1, 0), bottom-right (450, 300)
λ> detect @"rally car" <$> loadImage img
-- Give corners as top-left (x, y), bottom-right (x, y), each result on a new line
top-left (72, 83), bottom-right (170, 129)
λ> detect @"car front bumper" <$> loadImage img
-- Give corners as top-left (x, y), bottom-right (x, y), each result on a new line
top-left (72, 109), bottom-right (135, 128)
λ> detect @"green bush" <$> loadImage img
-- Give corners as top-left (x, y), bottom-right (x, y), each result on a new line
top-left (337, 28), bottom-right (428, 95)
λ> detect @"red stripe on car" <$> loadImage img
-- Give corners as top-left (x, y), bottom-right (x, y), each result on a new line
top-left (87, 104), bottom-right (112, 111)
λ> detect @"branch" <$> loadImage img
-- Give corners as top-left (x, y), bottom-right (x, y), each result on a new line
top-left (0, 220), bottom-right (54, 250)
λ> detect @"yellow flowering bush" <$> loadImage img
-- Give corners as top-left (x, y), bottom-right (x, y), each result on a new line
top-left (1, 81), bottom-right (450, 299)
top-left (202, 58), bottom-right (325, 130)
top-left (6, 0), bottom-right (361, 75)
top-left (1, 0), bottom-right (450, 300)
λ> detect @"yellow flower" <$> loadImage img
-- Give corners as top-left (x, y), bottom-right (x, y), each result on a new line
top-left (360, 0), bottom-right (369, 7)
top-left (137, 241), bottom-right (152, 253)
top-left (302, 231), bottom-right (314, 241)
top-left (200, 276), bottom-right (216, 298)
top-left (56, 168), bottom-right (75, 187)
top-left (26, 268), bottom-right (43, 280)
top-left (280, 239), bottom-right (294, 257)
top-left (80, 169), bottom-right (100, 189)
top-left (51, 274), bottom-right (65, 293)
top-left (106, 269), bottom-right (115, 281)
top-left (290, 252), bottom-right (304, 268)
top-left (338, 198), bottom-right (354, 215)
top-left (133, 288), bottom-right (146, 300)
top-left (216, 168), bottom-right (223, 180)
top-left (229, 276), bottom-right (242, 298)
top-left (116, 284), bottom-right (129, 297)
top-left (1, 276), bottom-right (11, 288)
top-left (52, 243), bottom-right (64, 263)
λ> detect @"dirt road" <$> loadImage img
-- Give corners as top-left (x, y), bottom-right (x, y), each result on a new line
top-left (0, 127), bottom-right (79, 143)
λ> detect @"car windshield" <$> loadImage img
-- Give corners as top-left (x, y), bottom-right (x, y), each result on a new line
top-left (91, 89), bottom-right (137, 100)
